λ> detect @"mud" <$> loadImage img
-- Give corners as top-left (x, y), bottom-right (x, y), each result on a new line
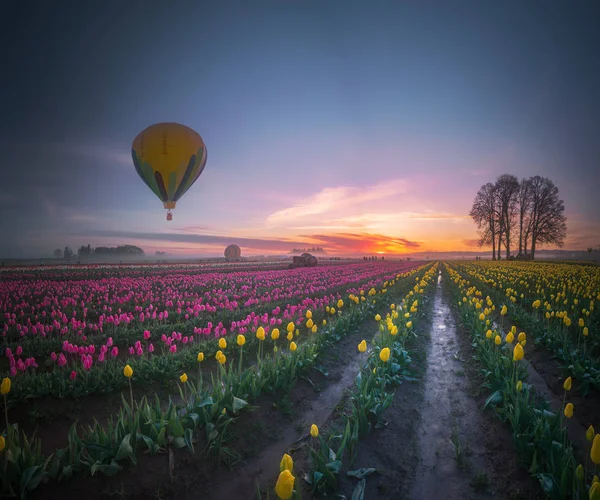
top-left (335, 269), bottom-right (541, 500)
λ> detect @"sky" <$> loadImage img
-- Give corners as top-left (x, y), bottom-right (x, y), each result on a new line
top-left (1, 1), bottom-right (599, 258)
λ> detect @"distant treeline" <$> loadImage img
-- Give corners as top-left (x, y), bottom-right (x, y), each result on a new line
top-left (54, 245), bottom-right (145, 259)
top-left (291, 247), bottom-right (326, 253)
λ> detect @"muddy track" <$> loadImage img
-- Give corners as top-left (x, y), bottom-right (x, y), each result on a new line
top-left (335, 268), bottom-right (540, 500)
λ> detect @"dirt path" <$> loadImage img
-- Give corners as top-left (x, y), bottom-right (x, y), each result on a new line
top-left (337, 269), bottom-right (541, 500)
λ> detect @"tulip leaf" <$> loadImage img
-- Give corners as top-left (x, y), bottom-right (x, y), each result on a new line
top-left (114, 434), bottom-right (136, 464)
top-left (326, 460), bottom-right (343, 474)
top-left (184, 428), bottom-right (195, 453)
top-left (535, 473), bottom-right (558, 495)
top-left (19, 465), bottom-right (46, 495)
top-left (171, 437), bottom-right (186, 449)
top-left (483, 390), bottom-right (502, 409)
top-left (232, 396), bottom-right (248, 413)
top-left (347, 468), bottom-right (376, 479)
top-left (351, 478), bottom-right (366, 500)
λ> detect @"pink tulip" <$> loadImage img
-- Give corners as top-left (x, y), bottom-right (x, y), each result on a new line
top-left (111, 347), bottom-right (119, 357)
top-left (70, 370), bottom-right (77, 380)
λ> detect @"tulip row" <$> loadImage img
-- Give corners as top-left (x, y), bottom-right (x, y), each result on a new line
top-left (0, 259), bottom-right (288, 280)
top-left (450, 261), bottom-right (600, 394)
top-left (1, 262), bottom-right (419, 375)
top-left (0, 264), bottom-right (433, 499)
top-left (444, 263), bottom-right (600, 500)
top-left (2, 265), bottom-right (421, 407)
top-left (276, 264), bottom-right (439, 499)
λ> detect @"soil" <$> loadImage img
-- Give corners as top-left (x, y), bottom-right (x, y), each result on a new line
top-left (26, 267), bottom-right (551, 499)
top-left (30, 313), bottom-right (391, 500)
top-left (328, 269), bottom-right (541, 500)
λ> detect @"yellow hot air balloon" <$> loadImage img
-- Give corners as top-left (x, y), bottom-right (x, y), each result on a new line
top-left (131, 122), bottom-right (207, 220)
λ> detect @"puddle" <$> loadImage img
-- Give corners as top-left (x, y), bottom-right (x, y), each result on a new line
top-left (410, 272), bottom-right (496, 500)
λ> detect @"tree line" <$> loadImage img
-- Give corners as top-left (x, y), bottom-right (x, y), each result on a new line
top-left (469, 174), bottom-right (566, 261)
top-left (53, 245), bottom-right (145, 259)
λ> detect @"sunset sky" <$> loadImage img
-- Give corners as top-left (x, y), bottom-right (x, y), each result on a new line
top-left (1, 1), bottom-right (599, 257)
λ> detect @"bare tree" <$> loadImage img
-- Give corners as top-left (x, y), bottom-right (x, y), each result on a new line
top-left (494, 174), bottom-right (520, 259)
top-left (528, 176), bottom-right (567, 260)
top-left (469, 182), bottom-right (498, 260)
top-left (517, 178), bottom-right (533, 258)
top-left (53, 248), bottom-right (63, 259)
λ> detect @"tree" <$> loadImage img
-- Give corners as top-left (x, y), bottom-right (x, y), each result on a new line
top-left (495, 174), bottom-right (520, 259)
top-left (526, 176), bottom-right (566, 260)
top-left (469, 182), bottom-right (498, 260)
top-left (64, 246), bottom-right (73, 260)
top-left (517, 178), bottom-right (533, 258)
top-left (53, 248), bottom-right (63, 259)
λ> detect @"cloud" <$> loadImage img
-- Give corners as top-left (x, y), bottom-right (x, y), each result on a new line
top-left (74, 229), bottom-right (421, 255)
top-left (306, 233), bottom-right (422, 252)
top-left (265, 179), bottom-right (409, 226)
top-left (462, 238), bottom-right (482, 248)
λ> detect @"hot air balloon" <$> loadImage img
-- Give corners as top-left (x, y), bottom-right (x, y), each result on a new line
top-left (131, 122), bottom-right (207, 220)
top-left (224, 244), bottom-right (241, 260)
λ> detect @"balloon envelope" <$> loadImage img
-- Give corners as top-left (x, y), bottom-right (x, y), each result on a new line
top-left (224, 244), bottom-right (241, 259)
top-left (131, 122), bottom-right (207, 209)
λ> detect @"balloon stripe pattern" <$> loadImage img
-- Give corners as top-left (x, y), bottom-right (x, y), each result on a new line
top-left (131, 122), bottom-right (208, 209)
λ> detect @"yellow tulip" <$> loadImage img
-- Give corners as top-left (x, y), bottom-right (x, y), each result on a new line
top-left (587, 425), bottom-right (595, 441)
top-left (506, 332), bottom-right (514, 344)
top-left (237, 334), bottom-right (246, 346)
top-left (513, 343), bottom-right (524, 362)
top-left (583, 327), bottom-right (589, 336)
top-left (494, 335), bottom-right (501, 345)
top-left (337, 299), bottom-right (344, 308)
top-left (275, 469), bottom-right (295, 500)
top-left (590, 482), bottom-right (600, 500)
top-left (271, 328), bottom-right (280, 340)
top-left (380, 347), bottom-right (391, 363)
top-left (322, 319), bottom-right (327, 326)
top-left (330, 307), bottom-right (336, 315)
top-left (286, 332), bottom-right (293, 341)
top-left (123, 365), bottom-right (133, 378)
top-left (518, 332), bottom-right (526, 343)
top-left (579, 318), bottom-right (585, 328)
top-left (406, 321), bottom-right (412, 329)
top-left (375, 314), bottom-right (381, 321)
top-left (516, 380), bottom-right (523, 392)
top-left (1, 377), bottom-right (11, 395)
top-left (217, 354), bottom-right (227, 365)
top-left (592, 434), bottom-right (600, 465)
top-left (486, 329), bottom-right (493, 339)
top-left (358, 340), bottom-right (367, 353)
top-left (280, 453), bottom-right (293, 472)
top-left (0, 435), bottom-right (5, 452)
top-left (287, 322), bottom-right (295, 333)
top-left (575, 463), bottom-right (584, 481)
top-left (305, 310), bottom-right (312, 319)
top-left (564, 403), bottom-right (574, 419)
top-left (310, 424), bottom-right (319, 438)
top-left (290, 342), bottom-right (297, 352)
top-left (563, 377), bottom-right (572, 391)
top-left (197, 352), bottom-right (204, 362)
top-left (501, 305), bottom-right (507, 316)
top-left (306, 319), bottom-right (313, 329)
top-left (311, 325), bottom-right (317, 334)
top-left (256, 327), bottom-right (265, 341)
top-left (219, 338), bottom-right (227, 349)
top-left (479, 313), bottom-right (485, 321)
top-left (180, 373), bottom-right (188, 383)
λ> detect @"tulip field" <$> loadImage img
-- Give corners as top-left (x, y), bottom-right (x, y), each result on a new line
top-left (444, 261), bottom-right (600, 500)
top-left (1, 259), bottom-right (599, 499)
top-left (0, 260), bottom-right (440, 499)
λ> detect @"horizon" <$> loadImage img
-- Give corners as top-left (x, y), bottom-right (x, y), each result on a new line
top-left (2, 1), bottom-right (599, 258)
